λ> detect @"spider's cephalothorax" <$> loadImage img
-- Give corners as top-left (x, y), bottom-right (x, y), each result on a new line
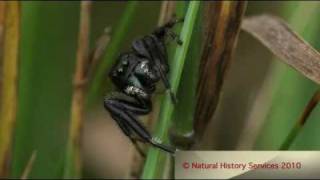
top-left (104, 18), bottom-right (183, 155)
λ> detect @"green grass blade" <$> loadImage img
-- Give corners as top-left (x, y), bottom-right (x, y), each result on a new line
top-left (171, 2), bottom-right (203, 149)
top-left (86, 1), bottom-right (138, 106)
top-left (11, 2), bottom-right (80, 178)
top-left (289, 91), bottom-right (320, 149)
top-left (141, 2), bottom-right (200, 179)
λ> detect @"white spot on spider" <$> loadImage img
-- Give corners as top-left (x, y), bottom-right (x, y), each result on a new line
top-left (122, 60), bottom-right (128, 66)
top-left (125, 86), bottom-right (148, 98)
top-left (125, 86), bottom-right (134, 94)
top-left (140, 61), bottom-right (146, 68)
top-left (117, 68), bottom-right (123, 73)
top-left (140, 61), bottom-right (149, 73)
top-left (152, 137), bottom-right (162, 144)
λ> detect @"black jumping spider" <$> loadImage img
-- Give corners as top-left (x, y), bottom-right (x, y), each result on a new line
top-left (104, 18), bottom-right (183, 155)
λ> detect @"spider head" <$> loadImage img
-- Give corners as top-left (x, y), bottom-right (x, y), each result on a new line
top-left (109, 53), bottom-right (134, 89)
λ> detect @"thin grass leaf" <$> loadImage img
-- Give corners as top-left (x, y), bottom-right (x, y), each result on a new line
top-left (0, 2), bottom-right (20, 177)
top-left (170, 1), bottom-right (200, 149)
top-left (12, 2), bottom-right (80, 178)
top-left (64, 2), bottom-right (91, 178)
top-left (280, 90), bottom-right (320, 150)
top-left (128, 2), bottom-right (178, 178)
top-left (20, 150), bottom-right (37, 179)
top-left (145, 0), bottom-right (178, 137)
top-left (141, 2), bottom-right (200, 179)
top-left (86, 1), bottom-right (139, 106)
top-left (288, 96), bottom-right (320, 150)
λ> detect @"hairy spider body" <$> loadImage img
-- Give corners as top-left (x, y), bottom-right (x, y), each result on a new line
top-left (104, 19), bottom-right (183, 154)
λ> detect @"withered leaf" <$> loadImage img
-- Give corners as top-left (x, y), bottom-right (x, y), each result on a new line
top-left (194, 1), bottom-right (247, 139)
top-left (242, 14), bottom-right (320, 85)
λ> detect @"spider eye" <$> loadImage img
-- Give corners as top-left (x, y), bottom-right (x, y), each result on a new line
top-left (122, 60), bottom-right (128, 66)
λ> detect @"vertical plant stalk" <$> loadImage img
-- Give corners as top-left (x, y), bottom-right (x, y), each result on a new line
top-left (141, 2), bottom-right (200, 179)
top-left (280, 90), bottom-right (320, 150)
top-left (149, 1), bottom-right (180, 136)
top-left (128, 2), bottom-right (177, 178)
top-left (0, 1), bottom-right (5, 87)
top-left (157, 1), bottom-right (176, 26)
top-left (194, 1), bottom-right (247, 140)
top-left (0, 2), bottom-right (5, 43)
top-left (146, 1), bottom-right (177, 140)
top-left (0, 2), bottom-right (20, 177)
top-left (64, 1), bottom-right (91, 178)
top-left (171, 1), bottom-right (202, 150)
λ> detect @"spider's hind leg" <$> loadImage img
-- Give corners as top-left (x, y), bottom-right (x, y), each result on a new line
top-left (104, 95), bottom-right (176, 154)
top-left (110, 112), bottom-right (146, 157)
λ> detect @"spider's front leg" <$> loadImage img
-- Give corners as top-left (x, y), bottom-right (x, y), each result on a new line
top-left (104, 92), bottom-right (176, 154)
top-left (153, 16), bottom-right (184, 45)
top-left (131, 36), bottom-right (180, 104)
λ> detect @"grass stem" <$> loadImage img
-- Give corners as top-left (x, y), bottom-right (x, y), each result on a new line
top-left (64, 1), bottom-right (91, 178)
top-left (141, 2), bottom-right (200, 178)
top-left (280, 90), bottom-right (320, 150)
top-left (0, 2), bottom-right (20, 177)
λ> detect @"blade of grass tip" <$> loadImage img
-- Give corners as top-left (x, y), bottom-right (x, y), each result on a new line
top-left (194, 1), bottom-right (247, 140)
top-left (141, 2), bottom-right (200, 179)
top-left (64, 1), bottom-right (91, 178)
top-left (20, 150), bottom-right (37, 180)
top-left (241, 15), bottom-right (320, 85)
top-left (157, 1), bottom-right (169, 26)
top-left (85, 27), bottom-right (111, 80)
top-left (86, 1), bottom-right (139, 107)
top-left (280, 90), bottom-right (320, 150)
top-left (0, 2), bottom-right (20, 177)
top-left (157, 1), bottom-right (177, 27)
